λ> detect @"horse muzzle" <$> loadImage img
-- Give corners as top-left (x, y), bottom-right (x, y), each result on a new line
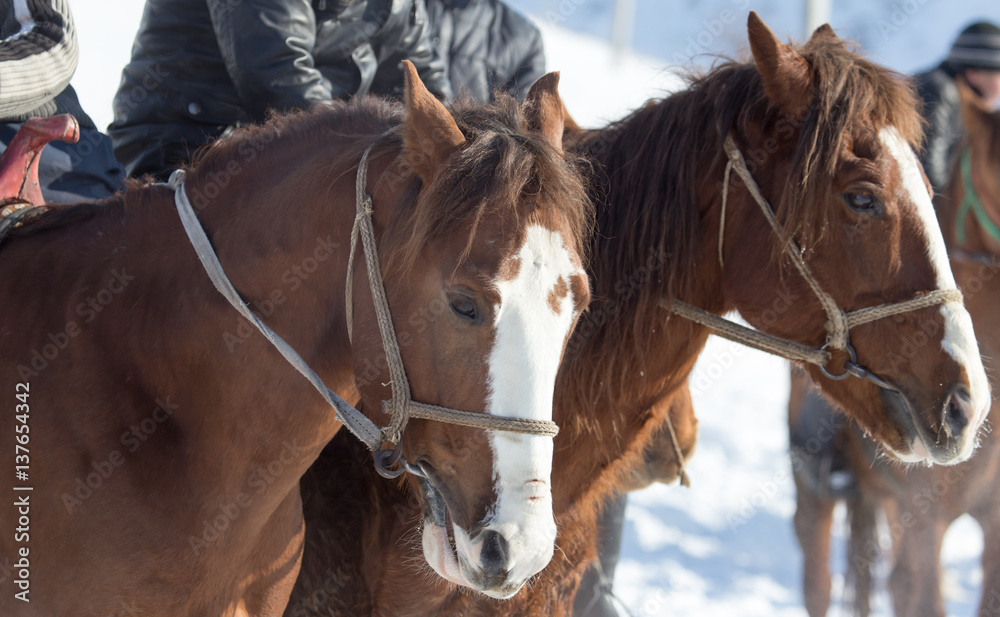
top-left (416, 472), bottom-right (555, 599)
top-left (881, 383), bottom-right (985, 465)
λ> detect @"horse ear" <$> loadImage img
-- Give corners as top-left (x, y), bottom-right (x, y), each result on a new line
top-left (809, 23), bottom-right (838, 43)
top-left (402, 59), bottom-right (466, 184)
top-left (525, 72), bottom-right (566, 154)
top-left (957, 76), bottom-right (993, 134)
top-left (747, 11), bottom-right (813, 114)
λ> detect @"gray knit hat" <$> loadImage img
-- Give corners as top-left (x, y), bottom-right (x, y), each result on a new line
top-left (948, 21), bottom-right (1000, 71)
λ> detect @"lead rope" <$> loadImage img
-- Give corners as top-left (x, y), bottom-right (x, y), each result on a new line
top-left (169, 169), bottom-right (384, 451)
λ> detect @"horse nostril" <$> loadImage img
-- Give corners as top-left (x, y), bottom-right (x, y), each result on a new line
top-left (479, 530), bottom-right (509, 585)
top-left (943, 386), bottom-right (971, 439)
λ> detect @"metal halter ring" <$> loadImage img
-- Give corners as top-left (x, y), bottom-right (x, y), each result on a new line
top-left (819, 342), bottom-right (898, 391)
top-left (373, 447), bottom-right (427, 479)
top-left (819, 343), bottom-right (859, 381)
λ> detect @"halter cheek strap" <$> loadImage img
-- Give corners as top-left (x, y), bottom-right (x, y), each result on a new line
top-left (169, 138), bottom-right (559, 480)
top-left (663, 134), bottom-right (963, 384)
top-left (658, 134), bottom-right (963, 486)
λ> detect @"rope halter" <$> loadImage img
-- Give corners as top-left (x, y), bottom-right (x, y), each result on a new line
top-left (169, 138), bottom-right (559, 479)
top-left (658, 133), bottom-right (963, 486)
top-left (663, 134), bottom-right (963, 387)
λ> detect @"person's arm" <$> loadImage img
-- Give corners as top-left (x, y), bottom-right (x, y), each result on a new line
top-left (502, 23), bottom-right (545, 100)
top-left (378, 0), bottom-right (452, 100)
top-left (916, 71), bottom-right (960, 193)
top-left (207, 0), bottom-right (333, 121)
top-left (0, 0), bottom-right (78, 118)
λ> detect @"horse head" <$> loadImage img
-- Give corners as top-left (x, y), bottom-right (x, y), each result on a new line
top-left (348, 64), bottom-right (591, 598)
top-left (719, 13), bottom-right (989, 465)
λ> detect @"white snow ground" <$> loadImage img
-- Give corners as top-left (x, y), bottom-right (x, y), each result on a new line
top-left (70, 3), bottom-right (992, 615)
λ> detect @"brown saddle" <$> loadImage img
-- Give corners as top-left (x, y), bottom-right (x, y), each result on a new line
top-left (0, 114), bottom-right (79, 238)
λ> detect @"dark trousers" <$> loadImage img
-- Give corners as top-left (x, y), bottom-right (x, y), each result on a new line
top-left (574, 493), bottom-right (628, 617)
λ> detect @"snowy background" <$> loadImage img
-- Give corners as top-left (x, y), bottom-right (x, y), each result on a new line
top-left (70, 1), bottom-right (1000, 615)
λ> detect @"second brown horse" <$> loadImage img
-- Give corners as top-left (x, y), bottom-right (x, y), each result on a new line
top-left (289, 14), bottom-right (990, 616)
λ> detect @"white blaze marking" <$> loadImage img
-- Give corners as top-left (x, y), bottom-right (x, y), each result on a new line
top-left (481, 224), bottom-right (581, 589)
top-left (880, 128), bottom-right (990, 458)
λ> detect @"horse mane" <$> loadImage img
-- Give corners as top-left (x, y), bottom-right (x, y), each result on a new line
top-left (190, 94), bottom-right (592, 280)
top-left (8, 95), bottom-right (592, 273)
top-left (382, 94), bottom-right (594, 278)
top-left (567, 34), bottom-right (923, 406)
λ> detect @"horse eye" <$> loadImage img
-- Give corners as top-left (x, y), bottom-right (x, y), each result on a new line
top-left (844, 191), bottom-right (878, 212)
top-left (450, 296), bottom-right (477, 321)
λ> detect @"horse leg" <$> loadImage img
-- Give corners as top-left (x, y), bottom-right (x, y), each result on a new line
top-left (846, 493), bottom-right (881, 617)
top-left (889, 503), bottom-right (945, 617)
top-left (794, 472), bottom-right (837, 617)
top-left (573, 493), bottom-right (627, 617)
top-left (974, 512), bottom-right (1000, 617)
top-left (242, 490), bottom-right (307, 617)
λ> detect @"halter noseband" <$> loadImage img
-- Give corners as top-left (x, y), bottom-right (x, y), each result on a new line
top-left (663, 134), bottom-right (962, 390)
top-left (170, 137), bottom-right (559, 480)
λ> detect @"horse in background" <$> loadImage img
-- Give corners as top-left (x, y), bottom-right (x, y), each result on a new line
top-left (789, 78), bottom-right (1000, 617)
top-left (288, 13), bottom-right (989, 616)
top-left (0, 66), bottom-right (591, 615)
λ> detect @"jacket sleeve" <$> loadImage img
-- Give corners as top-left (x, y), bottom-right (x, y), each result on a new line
top-left (502, 22), bottom-right (545, 100)
top-left (916, 71), bottom-right (960, 193)
top-left (0, 0), bottom-right (78, 118)
top-left (378, 0), bottom-right (452, 100)
top-left (207, 0), bottom-right (333, 122)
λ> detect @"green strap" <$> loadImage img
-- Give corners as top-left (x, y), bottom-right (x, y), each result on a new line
top-left (955, 148), bottom-right (1000, 245)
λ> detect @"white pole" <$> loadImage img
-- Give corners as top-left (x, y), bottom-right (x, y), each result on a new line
top-left (804, 0), bottom-right (832, 38)
top-left (612, 0), bottom-right (635, 61)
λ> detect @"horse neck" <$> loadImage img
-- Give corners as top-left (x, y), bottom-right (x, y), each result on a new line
top-left (191, 149), bottom-right (361, 358)
top-left (118, 140), bottom-right (367, 490)
top-left (553, 96), bottom-right (729, 510)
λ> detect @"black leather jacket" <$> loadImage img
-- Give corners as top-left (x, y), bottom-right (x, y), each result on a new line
top-left (426, 0), bottom-right (544, 102)
top-left (109, 0), bottom-right (451, 178)
top-left (914, 62), bottom-right (963, 194)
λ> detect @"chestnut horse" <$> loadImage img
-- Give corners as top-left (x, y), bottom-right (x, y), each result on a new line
top-left (287, 14), bottom-right (989, 617)
top-left (790, 79), bottom-right (1000, 617)
top-left (0, 67), bottom-right (591, 615)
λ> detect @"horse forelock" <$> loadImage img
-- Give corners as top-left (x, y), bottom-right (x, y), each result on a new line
top-left (380, 93), bottom-right (593, 281)
top-left (776, 34), bottom-right (923, 244)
